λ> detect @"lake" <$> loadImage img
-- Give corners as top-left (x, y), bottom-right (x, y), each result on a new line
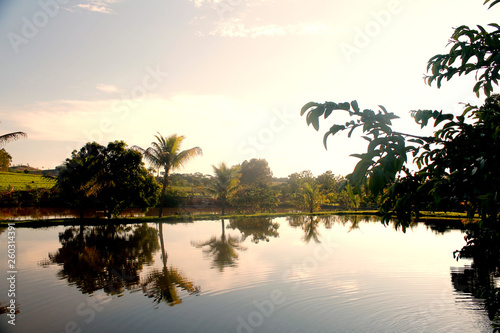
top-left (0, 216), bottom-right (494, 333)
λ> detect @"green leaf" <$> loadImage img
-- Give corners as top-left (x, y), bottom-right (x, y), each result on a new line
top-left (379, 105), bottom-right (388, 114)
top-left (338, 102), bottom-right (351, 111)
top-left (351, 100), bottom-right (360, 112)
top-left (300, 102), bottom-right (319, 116)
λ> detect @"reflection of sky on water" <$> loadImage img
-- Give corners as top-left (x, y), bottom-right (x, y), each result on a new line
top-left (0, 217), bottom-right (492, 333)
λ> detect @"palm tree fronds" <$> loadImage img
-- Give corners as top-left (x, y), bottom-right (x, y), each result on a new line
top-left (0, 131), bottom-right (27, 146)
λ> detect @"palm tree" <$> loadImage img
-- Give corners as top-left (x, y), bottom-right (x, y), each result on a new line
top-left (301, 182), bottom-right (320, 213)
top-left (209, 163), bottom-right (240, 215)
top-left (1, 122), bottom-right (27, 146)
top-left (134, 133), bottom-right (202, 217)
top-left (192, 219), bottom-right (246, 271)
top-left (141, 223), bottom-right (200, 306)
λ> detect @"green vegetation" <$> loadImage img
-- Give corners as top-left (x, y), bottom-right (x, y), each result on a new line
top-left (208, 163), bottom-right (240, 215)
top-left (56, 141), bottom-right (160, 219)
top-left (0, 171), bottom-right (56, 190)
top-left (301, 5), bottom-right (500, 226)
top-left (302, 1), bottom-right (500, 328)
top-left (134, 133), bottom-right (203, 217)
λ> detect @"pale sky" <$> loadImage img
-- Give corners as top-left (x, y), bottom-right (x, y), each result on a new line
top-left (0, 0), bottom-right (497, 177)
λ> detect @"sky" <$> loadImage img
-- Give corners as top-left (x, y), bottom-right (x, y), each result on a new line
top-left (0, 0), bottom-right (497, 178)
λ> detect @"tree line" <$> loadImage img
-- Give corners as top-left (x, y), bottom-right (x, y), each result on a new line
top-left (1, 130), bottom-right (366, 216)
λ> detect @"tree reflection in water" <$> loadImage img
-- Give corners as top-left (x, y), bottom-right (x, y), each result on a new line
top-left (41, 224), bottom-right (159, 294)
top-left (41, 223), bottom-right (200, 306)
top-left (141, 223), bottom-right (200, 306)
top-left (227, 217), bottom-right (279, 243)
top-left (192, 219), bottom-right (246, 272)
top-left (451, 222), bottom-right (500, 329)
top-left (287, 215), bottom-right (322, 243)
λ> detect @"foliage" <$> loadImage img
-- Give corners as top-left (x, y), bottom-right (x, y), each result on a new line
top-left (0, 188), bottom-right (61, 207)
top-left (230, 184), bottom-right (280, 213)
top-left (337, 184), bottom-right (362, 210)
top-left (239, 158), bottom-right (273, 186)
top-left (134, 133), bottom-right (202, 217)
top-left (425, 22), bottom-right (500, 97)
top-left (0, 149), bottom-right (11, 171)
top-left (299, 181), bottom-right (321, 213)
top-left (56, 141), bottom-right (161, 218)
top-left (281, 170), bottom-right (315, 203)
top-left (301, 3), bottom-right (500, 225)
top-left (161, 187), bottom-right (185, 208)
top-left (316, 170), bottom-right (345, 194)
top-left (208, 163), bottom-right (241, 215)
top-left (280, 170), bottom-right (346, 209)
top-left (170, 172), bottom-right (212, 188)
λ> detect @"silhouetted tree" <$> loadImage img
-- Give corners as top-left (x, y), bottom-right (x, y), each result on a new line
top-left (209, 163), bottom-right (240, 215)
top-left (134, 133), bottom-right (202, 217)
top-left (239, 158), bottom-right (273, 186)
top-left (56, 141), bottom-right (160, 218)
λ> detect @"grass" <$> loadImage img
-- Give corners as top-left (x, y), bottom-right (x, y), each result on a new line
top-left (0, 172), bottom-right (56, 191)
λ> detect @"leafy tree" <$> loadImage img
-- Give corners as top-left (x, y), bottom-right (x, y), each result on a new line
top-left (230, 184), bottom-right (280, 213)
top-left (316, 171), bottom-right (345, 199)
top-left (337, 184), bottom-right (362, 210)
top-left (301, 2), bottom-right (500, 225)
top-left (170, 172), bottom-right (212, 188)
top-left (56, 141), bottom-right (160, 218)
top-left (134, 133), bottom-right (202, 217)
top-left (282, 170), bottom-right (315, 203)
top-left (239, 158), bottom-right (273, 186)
top-left (300, 181), bottom-right (321, 213)
top-left (0, 148), bottom-right (12, 171)
top-left (209, 162), bottom-right (240, 215)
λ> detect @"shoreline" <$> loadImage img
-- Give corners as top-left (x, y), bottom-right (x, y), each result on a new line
top-left (0, 210), bottom-right (473, 227)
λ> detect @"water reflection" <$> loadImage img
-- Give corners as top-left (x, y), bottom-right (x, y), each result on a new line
top-left (452, 222), bottom-right (500, 327)
top-left (41, 223), bottom-right (200, 306)
top-left (288, 215), bottom-right (321, 243)
top-left (6, 216), bottom-right (496, 332)
top-left (41, 224), bottom-right (159, 294)
top-left (141, 223), bottom-right (200, 306)
top-left (192, 219), bottom-right (246, 271)
top-left (227, 217), bottom-right (279, 243)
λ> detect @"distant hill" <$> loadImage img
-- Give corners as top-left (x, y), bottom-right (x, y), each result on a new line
top-left (10, 165), bottom-right (58, 177)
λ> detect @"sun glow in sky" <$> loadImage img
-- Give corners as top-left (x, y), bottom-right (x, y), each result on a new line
top-left (0, 0), bottom-right (497, 177)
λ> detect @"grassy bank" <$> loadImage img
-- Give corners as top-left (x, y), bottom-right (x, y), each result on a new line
top-left (0, 171), bottom-right (56, 190)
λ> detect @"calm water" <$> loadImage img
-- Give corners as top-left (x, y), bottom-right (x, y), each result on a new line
top-left (0, 216), bottom-right (494, 333)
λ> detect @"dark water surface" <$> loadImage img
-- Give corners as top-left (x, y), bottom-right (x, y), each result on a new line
top-left (0, 216), bottom-right (493, 332)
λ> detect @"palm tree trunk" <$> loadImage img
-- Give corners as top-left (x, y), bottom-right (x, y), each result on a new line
top-left (221, 218), bottom-right (225, 242)
top-left (158, 223), bottom-right (168, 269)
top-left (158, 167), bottom-right (169, 218)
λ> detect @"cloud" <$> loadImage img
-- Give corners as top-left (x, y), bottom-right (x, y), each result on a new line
top-left (96, 84), bottom-right (122, 94)
top-left (188, 0), bottom-right (274, 8)
top-left (76, 0), bottom-right (123, 14)
top-left (207, 18), bottom-right (333, 37)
